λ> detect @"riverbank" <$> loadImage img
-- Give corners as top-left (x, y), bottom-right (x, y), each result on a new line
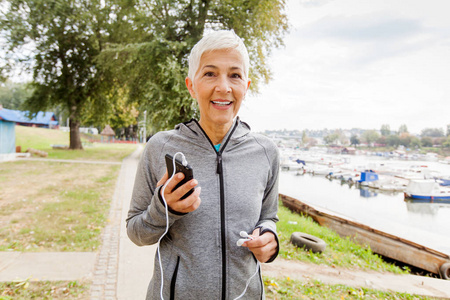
top-left (263, 259), bottom-right (450, 299)
top-left (272, 202), bottom-right (450, 299)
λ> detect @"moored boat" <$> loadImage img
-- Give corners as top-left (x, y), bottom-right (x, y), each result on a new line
top-left (404, 180), bottom-right (450, 202)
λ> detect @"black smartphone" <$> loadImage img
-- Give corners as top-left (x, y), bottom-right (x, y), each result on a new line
top-left (165, 154), bottom-right (194, 200)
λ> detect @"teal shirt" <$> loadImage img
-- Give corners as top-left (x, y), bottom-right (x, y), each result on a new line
top-left (214, 144), bottom-right (221, 152)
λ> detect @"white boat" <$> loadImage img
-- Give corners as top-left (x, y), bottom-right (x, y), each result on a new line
top-left (280, 159), bottom-right (305, 171)
top-left (309, 164), bottom-right (342, 176)
top-left (395, 165), bottom-right (435, 180)
top-left (424, 153), bottom-right (439, 162)
top-left (439, 157), bottom-right (450, 165)
top-left (404, 180), bottom-right (450, 202)
top-left (368, 179), bottom-right (407, 192)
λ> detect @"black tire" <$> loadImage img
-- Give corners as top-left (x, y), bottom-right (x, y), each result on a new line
top-left (290, 232), bottom-right (327, 253)
top-left (440, 262), bottom-right (450, 280)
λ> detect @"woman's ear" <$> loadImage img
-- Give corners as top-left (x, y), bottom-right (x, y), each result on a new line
top-left (185, 77), bottom-right (196, 99)
top-left (244, 79), bottom-right (251, 99)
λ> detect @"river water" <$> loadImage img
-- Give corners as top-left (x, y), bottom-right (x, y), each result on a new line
top-left (279, 154), bottom-right (450, 255)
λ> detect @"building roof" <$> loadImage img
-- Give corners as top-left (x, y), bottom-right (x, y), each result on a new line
top-left (101, 125), bottom-right (115, 136)
top-left (0, 108), bottom-right (58, 126)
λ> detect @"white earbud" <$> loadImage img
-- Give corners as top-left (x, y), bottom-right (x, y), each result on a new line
top-left (234, 230), bottom-right (260, 300)
top-left (240, 231), bottom-right (250, 238)
top-left (236, 231), bottom-right (254, 247)
top-left (236, 239), bottom-right (248, 247)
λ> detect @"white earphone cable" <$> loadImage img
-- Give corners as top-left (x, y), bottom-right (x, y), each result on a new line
top-left (157, 152), bottom-right (185, 300)
top-left (233, 260), bottom-right (261, 300)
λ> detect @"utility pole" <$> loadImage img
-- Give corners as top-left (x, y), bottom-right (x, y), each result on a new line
top-left (143, 110), bottom-right (147, 143)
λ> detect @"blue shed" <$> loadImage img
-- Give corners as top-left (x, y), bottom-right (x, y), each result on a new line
top-left (0, 118), bottom-right (15, 154)
top-left (0, 108), bottom-right (58, 128)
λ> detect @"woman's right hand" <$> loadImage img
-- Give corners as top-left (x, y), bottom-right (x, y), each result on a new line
top-left (157, 171), bottom-right (201, 213)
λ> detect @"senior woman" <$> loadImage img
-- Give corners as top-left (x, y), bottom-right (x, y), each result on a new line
top-left (127, 30), bottom-right (280, 300)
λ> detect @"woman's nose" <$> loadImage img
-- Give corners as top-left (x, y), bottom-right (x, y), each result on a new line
top-left (215, 76), bottom-right (231, 93)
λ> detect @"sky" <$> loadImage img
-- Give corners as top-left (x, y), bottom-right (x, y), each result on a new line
top-left (239, 0), bottom-right (450, 135)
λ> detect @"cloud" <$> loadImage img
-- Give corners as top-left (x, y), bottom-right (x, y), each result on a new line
top-left (300, 13), bottom-right (423, 42)
top-left (296, 0), bottom-right (335, 8)
top-left (295, 13), bottom-right (442, 66)
top-left (244, 0), bottom-right (450, 134)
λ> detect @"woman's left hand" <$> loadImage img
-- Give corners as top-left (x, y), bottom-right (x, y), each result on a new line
top-left (242, 229), bottom-right (277, 263)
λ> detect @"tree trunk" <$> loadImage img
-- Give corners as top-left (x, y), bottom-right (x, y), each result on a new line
top-left (69, 117), bottom-right (83, 150)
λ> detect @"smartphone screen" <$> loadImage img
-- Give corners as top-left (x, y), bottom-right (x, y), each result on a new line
top-left (165, 154), bottom-right (194, 200)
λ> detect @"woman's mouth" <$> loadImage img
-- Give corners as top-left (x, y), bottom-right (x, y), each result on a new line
top-left (211, 100), bottom-right (232, 106)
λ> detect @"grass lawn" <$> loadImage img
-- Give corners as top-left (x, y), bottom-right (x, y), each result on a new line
top-left (263, 277), bottom-right (435, 300)
top-left (0, 160), bottom-right (121, 252)
top-left (276, 202), bottom-right (407, 274)
top-left (0, 280), bottom-right (88, 300)
top-left (0, 126), bottom-right (138, 251)
top-left (15, 126), bottom-right (137, 161)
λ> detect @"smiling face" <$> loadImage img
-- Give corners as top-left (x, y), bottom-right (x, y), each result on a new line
top-left (186, 48), bottom-right (251, 133)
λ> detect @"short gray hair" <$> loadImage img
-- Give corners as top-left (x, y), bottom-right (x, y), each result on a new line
top-left (187, 30), bottom-right (250, 81)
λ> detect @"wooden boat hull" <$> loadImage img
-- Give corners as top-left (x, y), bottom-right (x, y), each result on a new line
top-left (280, 193), bottom-right (450, 278)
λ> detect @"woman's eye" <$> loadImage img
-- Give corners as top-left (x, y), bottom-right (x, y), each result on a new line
top-left (204, 72), bottom-right (215, 77)
top-left (231, 73), bottom-right (242, 79)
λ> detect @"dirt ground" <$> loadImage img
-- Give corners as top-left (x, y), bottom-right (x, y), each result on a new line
top-left (0, 160), bottom-right (118, 247)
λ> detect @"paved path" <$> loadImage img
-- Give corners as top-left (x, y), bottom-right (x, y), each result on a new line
top-left (0, 252), bottom-right (96, 282)
top-left (89, 145), bottom-right (155, 300)
top-left (1, 146), bottom-right (450, 299)
top-left (18, 157), bottom-right (122, 165)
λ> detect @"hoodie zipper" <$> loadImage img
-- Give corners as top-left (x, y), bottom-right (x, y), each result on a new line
top-left (194, 119), bottom-right (239, 300)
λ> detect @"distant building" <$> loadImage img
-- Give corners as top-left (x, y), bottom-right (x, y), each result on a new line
top-left (0, 108), bottom-right (59, 129)
top-left (100, 125), bottom-right (115, 143)
top-left (341, 147), bottom-right (356, 155)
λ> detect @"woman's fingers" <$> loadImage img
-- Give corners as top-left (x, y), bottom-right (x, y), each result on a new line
top-left (157, 171), bottom-right (169, 187)
top-left (161, 172), bottom-right (201, 213)
top-left (244, 231), bottom-right (277, 263)
top-left (170, 187), bottom-right (202, 213)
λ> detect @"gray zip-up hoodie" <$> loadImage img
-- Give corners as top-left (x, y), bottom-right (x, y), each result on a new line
top-left (127, 118), bottom-right (280, 300)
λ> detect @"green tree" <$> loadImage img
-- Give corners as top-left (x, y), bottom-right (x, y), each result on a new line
top-left (0, 0), bottom-right (122, 149)
top-left (0, 81), bottom-right (32, 110)
top-left (1, 0), bottom-right (289, 146)
top-left (323, 133), bottom-right (338, 145)
top-left (361, 130), bottom-right (380, 147)
top-left (399, 133), bottom-right (412, 148)
top-left (421, 128), bottom-right (444, 137)
top-left (386, 135), bottom-right (400, 147)
top-left (380, 124), bottom-right (390, 136)
top-left (350, 135), bottom-right (360, 146)
top-left (421, 136), bottom-right (433, 147)
top-left (301, 130), bottom-right (308, 146)
top-left (96, 0), bottom-right (289, 132)
top-left (443, 136), bottom-right (450, 148)
top-left (410, 136), bottom-right (421, 148)
top-left (432, 137), bottom-right (444, 147)
top-left (323, 130), bottom-right (347, 145)
top-left (398, 124), bottom-right (408, 134)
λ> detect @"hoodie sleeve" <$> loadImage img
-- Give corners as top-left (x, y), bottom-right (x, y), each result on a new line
top-left (126, 133), bottom-right (185, 246)
top-left (254, 137), bottom-right (280, 262)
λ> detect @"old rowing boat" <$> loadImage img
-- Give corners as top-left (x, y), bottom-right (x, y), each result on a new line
top-left (280, 193), bottom-right (450, 279)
